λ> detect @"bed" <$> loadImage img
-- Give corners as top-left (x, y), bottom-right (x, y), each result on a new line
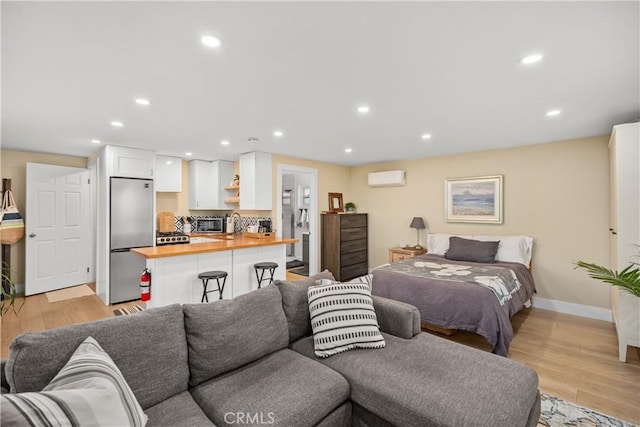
top-left (371, 234), bottom-right (536, 356)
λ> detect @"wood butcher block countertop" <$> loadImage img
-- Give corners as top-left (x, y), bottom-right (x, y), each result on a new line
top-left (132, 235), bottom-right (297, 259)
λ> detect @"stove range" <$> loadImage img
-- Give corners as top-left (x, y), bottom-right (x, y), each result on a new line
top-left (156, 231), bottom-right (190, 246)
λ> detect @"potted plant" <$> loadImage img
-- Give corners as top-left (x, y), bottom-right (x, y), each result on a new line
top-left (1, 262), bottom-right (22, 316)
top-left (344, 202), bottom-right (357, 213)
top-left (575, 248), bottom-right (640, 362)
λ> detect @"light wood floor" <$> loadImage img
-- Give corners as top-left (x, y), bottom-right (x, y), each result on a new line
top-left (2, 286), bottom-right (639, 424)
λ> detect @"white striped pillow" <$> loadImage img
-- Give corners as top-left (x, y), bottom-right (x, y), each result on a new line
top-left (308, 281), bottom-right (385, 358)
top-left (1, 336), bottom-right (147, 427)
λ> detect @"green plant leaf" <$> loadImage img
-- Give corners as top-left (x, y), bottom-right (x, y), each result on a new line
top-left (1, 261), bottom-right (23, 316)
top-left (574, 260), bottom-right (640, 298)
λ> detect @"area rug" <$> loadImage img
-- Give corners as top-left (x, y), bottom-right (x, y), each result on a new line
top-left (289, 266), bottom-right (309, 276)
top-left (286, 259), bottom-right (304, 269)
top-left (113, 305), bottom-right (145, 316)
top-left (538, 392), bottom-right (635, 427)
top-left (45, 284), bottom-right (94, 303)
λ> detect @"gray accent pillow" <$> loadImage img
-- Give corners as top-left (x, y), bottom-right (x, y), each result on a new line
top-left (5, 304), bottom-right (188, 410)
top-left (274, 270), bottom-right (335, 342)
top-left (183, 285), bottom-right (289, 387)
top-left (444, 236), bottom-right (500, 263)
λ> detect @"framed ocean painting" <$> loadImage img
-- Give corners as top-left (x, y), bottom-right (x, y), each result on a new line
top-left (445, 175), bottom-right (503, 223)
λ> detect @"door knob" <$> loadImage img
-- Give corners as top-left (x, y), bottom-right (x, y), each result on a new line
top-left (28, 233), bottom-right (36, 238)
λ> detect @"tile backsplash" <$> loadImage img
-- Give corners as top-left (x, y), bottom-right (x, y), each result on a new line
top-left (173, 215), bottom-right (272, 233)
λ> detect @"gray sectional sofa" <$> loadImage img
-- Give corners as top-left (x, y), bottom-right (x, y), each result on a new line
top-left (1, 272), bottom-right (540, 426)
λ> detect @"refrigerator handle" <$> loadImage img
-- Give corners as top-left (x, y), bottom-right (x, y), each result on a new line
top-left (111, 248), bottom-right (131, 253)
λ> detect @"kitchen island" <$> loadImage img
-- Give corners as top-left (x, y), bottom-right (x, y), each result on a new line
top-left (132, 235), bottom-right (297, 308)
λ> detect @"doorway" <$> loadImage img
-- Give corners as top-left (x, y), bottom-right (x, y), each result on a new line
top-left (276, 164), bottom-right (318, 277)
top-left (25, 163), bottom-right (90, 295)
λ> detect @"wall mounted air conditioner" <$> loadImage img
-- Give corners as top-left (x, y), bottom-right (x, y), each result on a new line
top-left (367, 170), bottom-right (406, 187)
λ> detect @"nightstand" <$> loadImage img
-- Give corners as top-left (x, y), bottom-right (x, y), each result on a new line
top-left (388, 247), bottom-right (426, 263)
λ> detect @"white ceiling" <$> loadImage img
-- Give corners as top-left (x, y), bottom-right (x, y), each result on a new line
top-left (2, 1), bottom-right (638, 166)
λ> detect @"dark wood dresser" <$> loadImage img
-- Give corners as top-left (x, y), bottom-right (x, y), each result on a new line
top-left (321, 213), bottom-right (368, 281)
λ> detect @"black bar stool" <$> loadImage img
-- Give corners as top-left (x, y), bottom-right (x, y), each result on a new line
top-left (198, 270), bottom-right (227, 302)
top-left (254, 262), bottom-right (278, 288)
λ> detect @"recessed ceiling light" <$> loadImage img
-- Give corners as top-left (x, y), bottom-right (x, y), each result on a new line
top-left (357, 106), bottom-right (370, 114)
top-left (520, 54), bottom-right (543, 65)
top-left (421, 134), bottom-right (432, 140)
top-left (91, 139), bottom-right (101, 144)
top-left (345, 148), bottom-right (353, 153)
top-left (546, 109), bottom-right (562, 117)
top-left (273, 130), bottom-right (283, 137)
top-left (165, 160), bottom-right (173, 165)
top-left (110, 121), bottom-right (123, 127)
top-left (135, 98), bottom-right (150, 106)
top-left (185, 152), bottom-right (193, 156)
top-left (201, 36), bottom-right (221, 48)
top-left (221, 140), bottom-right (230, 146)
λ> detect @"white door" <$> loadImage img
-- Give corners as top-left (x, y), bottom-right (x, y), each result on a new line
top-left (25, 163), bottom-right (90, 295)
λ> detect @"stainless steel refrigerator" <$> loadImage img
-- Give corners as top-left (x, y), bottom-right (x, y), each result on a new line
top-left (110, 177), bottom-right (154, 304)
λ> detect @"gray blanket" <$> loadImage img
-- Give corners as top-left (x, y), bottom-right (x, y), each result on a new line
top-left (372, 254), bottom-right (536, 356)
top-left (376, 260), bottom-right (521, 306)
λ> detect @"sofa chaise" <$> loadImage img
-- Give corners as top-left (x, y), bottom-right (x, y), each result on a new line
top-left (1, 272), bottom-right (540, 426)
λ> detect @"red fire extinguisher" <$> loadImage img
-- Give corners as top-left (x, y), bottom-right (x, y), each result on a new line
top-left (141, 268), bottom-right (151, 302)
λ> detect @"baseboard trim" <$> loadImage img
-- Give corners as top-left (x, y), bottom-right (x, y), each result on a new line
top-left (533, 296), bottom-right (612, 322)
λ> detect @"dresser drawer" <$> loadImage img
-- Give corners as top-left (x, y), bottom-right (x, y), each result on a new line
top-left (340, 214), bottom-right (367, 229)
top-left (341, 250), bottom-right (367, 267)
top-left (340, 227), bottom-right (367, 241)
top-left (341, 239), bottom-right (366, 254)
top-left (340, 262), bottom-right (368, 281)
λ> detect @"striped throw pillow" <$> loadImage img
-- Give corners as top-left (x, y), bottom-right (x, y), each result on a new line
top-left (308, 281), bottom-right (385, 358)
top-left (1, 336), bottom-right (148, 427)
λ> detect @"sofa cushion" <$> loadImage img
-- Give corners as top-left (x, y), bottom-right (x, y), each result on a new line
top-left (145, 391), bottom-right (215, 427)
top-left (191, 348), bottom-right (350, 427)
top-left (5, 304), bottom-right (189, 410)
top-left (308, 281), bottom-right (385, 358)
top-left (275, 270), bottom-right (335, 342)
top-left (291, 332), bottom-right (539, 427)
top-left (183, 285), bottom-right (289, 387)
top-left (1, 337), bottom-right (147, 427)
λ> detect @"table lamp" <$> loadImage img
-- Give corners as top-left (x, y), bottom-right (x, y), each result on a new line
top-left (409, 217), bottom-right (426, 250)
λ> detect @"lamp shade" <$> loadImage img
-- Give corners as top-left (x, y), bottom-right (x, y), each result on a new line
top-left (409, 217), bottom-right (426, 229)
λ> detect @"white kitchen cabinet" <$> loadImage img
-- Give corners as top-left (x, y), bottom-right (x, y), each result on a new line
top-left (609, 122), bottom-right (640, 362)
top-left (239, 151), bottom-right (272, 210)
top-left (188, 159), bottom-right (234, 210)
top-left (155, 156), bottom-right (182, 192)
top-left (108, 145), bottom-right (155, 179)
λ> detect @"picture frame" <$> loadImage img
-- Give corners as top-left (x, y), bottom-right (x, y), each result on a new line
top-left (445, 175), bottom-right (503, 223)
top-left (328, 192), bottom-right (344, 213)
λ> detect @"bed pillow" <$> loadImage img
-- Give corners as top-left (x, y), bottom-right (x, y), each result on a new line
top-left (473, 235), bottom-right (533, 266)
top-left (444, 236), bottom-right (500, 263)
top-left (1, 336), bottom-right (147, 427)
top-left (427, 233), bottom-right (473, 255)
top-left (307, 281), bottom-right (385, 358)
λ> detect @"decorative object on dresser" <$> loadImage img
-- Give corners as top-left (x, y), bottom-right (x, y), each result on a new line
top-left (344, 202), bottom-right (356, 213)
top-left (321, 213), bottom-right (368, 281)
top-left (327, 192), bottom-right (344, 213)
top-left (388, 247), bottom-right (426, 263)
top-left (409, 217), bottom-right (426, 250)
top-left (445, 175), bottom-right (503, 224)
